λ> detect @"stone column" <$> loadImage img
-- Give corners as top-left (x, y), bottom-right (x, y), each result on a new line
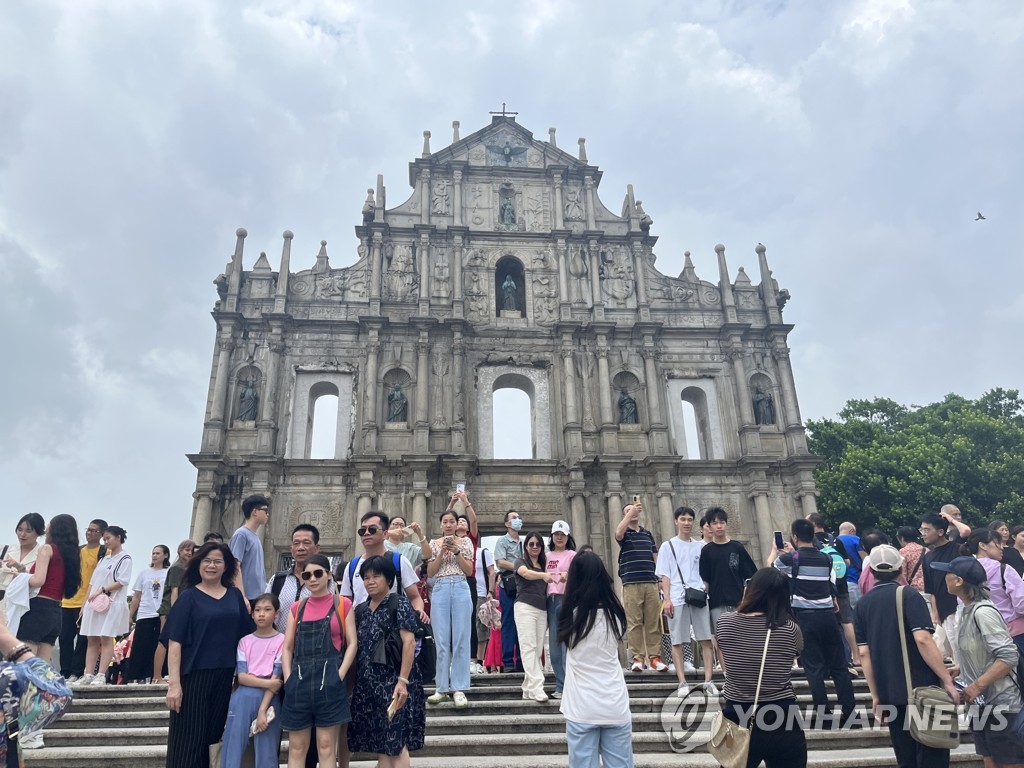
top-left (632, 242), bottom-right (650, 321)
top-left (657, 491), bottom-right (674, 548)
top-left (588, 238), bottom-right (603, 320)
top-left (570, 494), bottom-right (587, 549)
top-left (418, 231), bottom-right (430, 314)
top-left (412, 468), bottom-right (429, 533)
top-left (641, 346), bottom-right (663, 427)
top-left (191, 493), bottom-right (215, 541)
top-left (273, 231), bottom-right (292, 314)
top-left (452, 170), bottom-right (463, 227)
top-left (729, 347), bottom-right (756, 427)
top-left (560, 347), bottom-right (579, 426)
top-left (363, 339), bottom-right (380, 424)
top-left (370, 231), bottom-right (383, 312)
top-left (583, 175), bottom-right (596, 230)
top-left (209, 334), bottom-right (235, 425)
top-left (596, 345), bottom-right (614, 427)
top-left (256, 333), bottom-right (284, 454)
top-left (799, 492), bottom-right (818, 517)
top-left (452, 234), bottom-right (464, 316)
top-left (452, 334), bottom-right (466, 451)
top-left (415, 334), bottom-right (430, 427)
top-left (773, 346), bottom-right (802, 427)
top-left (553, 172), bottom-right (564, 230)
top-left (420, 169), bottom-right (431, 226)
top-left (357, 494), bottom-right (373, 520)
top-left (606, 491), bottom-right (623, 585)
top-left (752, 492), bottom-right (774, 557)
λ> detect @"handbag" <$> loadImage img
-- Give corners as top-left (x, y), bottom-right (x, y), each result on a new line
top-left (707, 627), bottom-right (771, 768)
top-left (499, 571), bottom-right (517, 599)
top-left (88, 591), bottom-right (111, 614)
top-left (896, 586), bottom-right (960, 749)
top-left (667, 541), bottom-right (707, 607)
top-left (372, 594), bottom-right (404, 671)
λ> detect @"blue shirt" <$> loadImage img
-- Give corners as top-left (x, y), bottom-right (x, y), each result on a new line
top-left (229, 525), bottom-right (266, 600)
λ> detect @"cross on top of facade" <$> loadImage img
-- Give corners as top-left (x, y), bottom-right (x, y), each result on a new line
top-left (489, 102), bottom-right (518, 118)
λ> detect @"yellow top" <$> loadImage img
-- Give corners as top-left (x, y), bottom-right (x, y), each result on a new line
top-left (62, 544), bottom-right (102, 609)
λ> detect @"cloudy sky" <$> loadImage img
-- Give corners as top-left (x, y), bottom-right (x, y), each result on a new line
top-left (2, 0), bottom-right (1022, 559)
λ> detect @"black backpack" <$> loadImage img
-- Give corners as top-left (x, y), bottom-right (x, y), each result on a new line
top-left (384, 594), bottom-right (435, 684)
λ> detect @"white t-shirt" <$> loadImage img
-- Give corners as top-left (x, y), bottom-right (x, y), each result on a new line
top-left (560, 611), bottom-right (631, 725)
top-left (132, 567), bottom-right (169, 620)
top-left (339, 552), bottom-right (418, 607)
top-left (474, 548), bottom-right (494, 597)
top-left (655, 537), bottom-right (705, 605)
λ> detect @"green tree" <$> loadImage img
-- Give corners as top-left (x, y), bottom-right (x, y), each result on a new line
top-left (807, 389), bottom-right (1024, 534)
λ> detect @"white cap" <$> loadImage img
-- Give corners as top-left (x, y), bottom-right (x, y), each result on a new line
top-left (551, 520), bottom-right (571, 535)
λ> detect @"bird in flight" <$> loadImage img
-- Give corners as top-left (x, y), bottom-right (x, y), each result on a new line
top-left (975, 212), bottom-right (986, 221)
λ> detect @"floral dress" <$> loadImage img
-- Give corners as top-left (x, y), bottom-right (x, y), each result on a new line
top-left (348, 594), bottom-right (425, 756)
top-left (0, 657), bottom-right (72, 763)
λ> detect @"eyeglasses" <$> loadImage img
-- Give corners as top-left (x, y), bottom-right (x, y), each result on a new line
top-left (526, 542), bottom-right (542, 548)
top-left (301, 568), bottom-right (327, 581)
top-left (201, 559), bottom-right (225, 567)
top-left (358, 525), bottom-right (381, 536)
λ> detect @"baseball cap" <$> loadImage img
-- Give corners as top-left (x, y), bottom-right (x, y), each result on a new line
top-left (868, 544), bottom-right (904, 573)
top-left (930, 555), bottom-right (987, 586)
top-left (551, 520), bottom-right (571, 535)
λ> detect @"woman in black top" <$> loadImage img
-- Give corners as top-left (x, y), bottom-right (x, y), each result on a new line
top-left (514, 531), bottom-right (553, 703)
top-left (164, 542), bottom-right (255, 768)
top-left (989, 520), bottom-right (1024, 577)
top-left (716, 567), bottom-right (807, 768)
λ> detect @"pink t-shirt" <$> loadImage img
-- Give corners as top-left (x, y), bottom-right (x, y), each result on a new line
top-left (237, 632), bottom-right (285, 678)
top-left (289, 593), bottom-right (351, 652)
top-left (546, 549), bottom-right (577, 597)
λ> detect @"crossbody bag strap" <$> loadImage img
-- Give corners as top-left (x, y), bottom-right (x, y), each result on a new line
top-left (668, 541), bottom-right (691, 590)
top-left (752, 627), bottom-right (772, 710)
top-left (895, 586), bottom-right (915, 701)
top-left (908, 547), bottom-right (924, 583)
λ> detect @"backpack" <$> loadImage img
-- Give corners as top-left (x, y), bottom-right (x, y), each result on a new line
top-left (348, 552), bottom-right (404, 594)
top-left (820, 543), bottom-right (847, 579)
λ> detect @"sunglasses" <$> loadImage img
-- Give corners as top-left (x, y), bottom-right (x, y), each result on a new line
top-left (526, 541), bottom-right (542, 547)
top-left (357, 525), bottom-right (381, 536)
top-left (301, 568), bottom-right (327, 581)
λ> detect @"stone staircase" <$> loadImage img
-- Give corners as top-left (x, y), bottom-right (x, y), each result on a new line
top-left (24, 670), bottom-right (983, 767)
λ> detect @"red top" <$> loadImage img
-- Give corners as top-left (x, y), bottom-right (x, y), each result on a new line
top-left (34, 545), bottom-right (65, 600)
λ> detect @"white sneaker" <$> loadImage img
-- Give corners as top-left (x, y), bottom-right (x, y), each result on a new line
top-left (453, 691), bottom-right (469, 708)
top-left (72, 674), bottom-right (94, 688)
top-left (426, 692), bottom-right (450, 705)
top-left (683, 661), bottom-right (697, 673)
top-left (20, 733), bottom-right (44, 749)
top-left (532, 691), bottom-right (549, 702)
top-left (674, 683), bottom-right (691, 698)
top-left (703, 681), bottom-right (720, 696)
top-left (630, 659), bottom-right (644, 672)
top-left (650, 657), bottom-right (669, 672)
top-left (667, 663), bottom-right (676, 673)
top-left (89, 675), bottom-right (106, 686)
top-left (65, 675), bottom-right (79, 683)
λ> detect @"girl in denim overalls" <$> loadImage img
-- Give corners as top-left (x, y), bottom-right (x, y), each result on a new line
top-left (281, 554), bottom-right (357, 768)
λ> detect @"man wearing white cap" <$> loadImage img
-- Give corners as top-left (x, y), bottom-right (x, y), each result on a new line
top-left (546, 520), bottom-right (577, 698)
top-left (855, 544), bottom-right (957, 768)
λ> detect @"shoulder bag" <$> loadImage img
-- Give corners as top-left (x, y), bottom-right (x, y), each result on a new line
top-left (896, 585), bottom-right (960, 749)
top-left (668, 541), bottom-right (707, 607)
top-left (707, 627), bottom-right (771, 768)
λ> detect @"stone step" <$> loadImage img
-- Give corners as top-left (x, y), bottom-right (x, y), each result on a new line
top-left (22, 743), bottom-right (986, 768)
top-left (30, 724), bottom-right (976, 753)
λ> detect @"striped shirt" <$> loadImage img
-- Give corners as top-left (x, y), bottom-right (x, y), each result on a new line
top-left (773, 547), bottom-right (835, 610)
top-left (616, 527), bottom-right (657, 584)
top-left (716, 612), bottom-right (803, 703)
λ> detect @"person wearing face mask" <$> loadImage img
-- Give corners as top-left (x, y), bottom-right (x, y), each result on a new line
top-left (494, 510), bottom-right (524, 673)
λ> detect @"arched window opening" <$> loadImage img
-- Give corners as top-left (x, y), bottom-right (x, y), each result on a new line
top-left (307, 381), bottom-right (340, 459)
top-left (492, 388), bottom-right (533, 459)
top-left (495, 255), bottom-right (526, 317)
top-left (680, 386), bottom-right (711, 460)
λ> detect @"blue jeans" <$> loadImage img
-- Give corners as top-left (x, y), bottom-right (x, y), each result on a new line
top-left (222, 685), bottom-right (283, 768)
top-left (499, 582), bottom-right (521, 669)
top-left (432, 575), bottom-right (473, 693)
top-left (565, 719), bottom-right (634, 768)
top-left (547, 595), bottom-right (567, 692)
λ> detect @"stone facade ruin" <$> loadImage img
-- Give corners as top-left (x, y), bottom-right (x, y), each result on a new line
top-left (187, 115), bottom-right (820, 575)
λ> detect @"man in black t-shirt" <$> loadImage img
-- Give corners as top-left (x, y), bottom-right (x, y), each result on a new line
top-left (855, 544), bottom-right (956, 768)
top-left (920, 513), bottom-right (961, 664)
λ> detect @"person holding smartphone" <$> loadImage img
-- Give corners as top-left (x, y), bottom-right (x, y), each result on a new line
top-left (615, 497), bottom-right (664, 672)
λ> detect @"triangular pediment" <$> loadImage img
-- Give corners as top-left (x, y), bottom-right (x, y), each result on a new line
top-left (425, 117), bottom-right (589, 171)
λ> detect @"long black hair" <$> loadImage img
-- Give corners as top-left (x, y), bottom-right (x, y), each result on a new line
top-left (521, 531), bottom-right (547, 570)
top-left (47, 514), bottom-right (82, 599)
top-left (557, 552), bottom-right (626, 650)
top-left (736, 567), bottom-right (796, 630)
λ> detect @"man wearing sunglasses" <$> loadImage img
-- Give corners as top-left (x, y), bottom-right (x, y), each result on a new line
top-left (339, 512), bottom-right (428, 622)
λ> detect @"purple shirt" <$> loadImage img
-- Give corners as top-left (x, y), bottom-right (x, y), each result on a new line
top-left (979, 557), bottom-right (1024, 636)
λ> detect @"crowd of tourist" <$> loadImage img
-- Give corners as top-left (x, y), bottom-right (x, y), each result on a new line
top-left (6, 496), bottom-right (1024, 768)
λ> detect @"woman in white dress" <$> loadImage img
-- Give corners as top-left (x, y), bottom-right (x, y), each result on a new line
top-left (77, 526), bottom-right (133, 686)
